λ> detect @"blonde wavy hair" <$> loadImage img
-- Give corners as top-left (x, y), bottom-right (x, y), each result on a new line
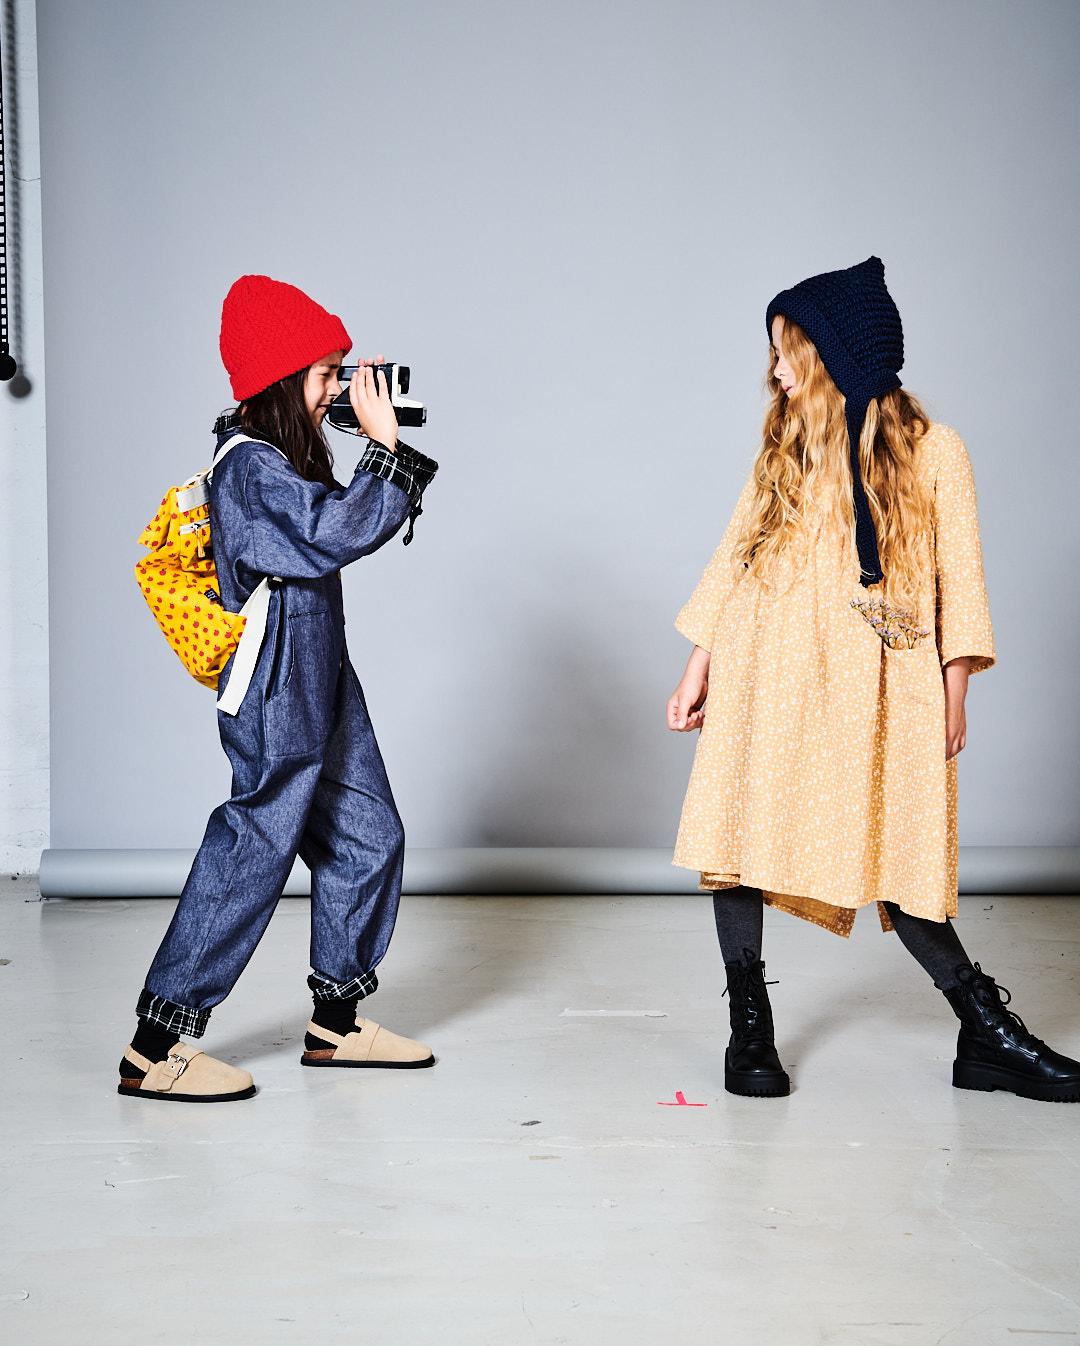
top-left (734, 316), bottom-right (934, 617)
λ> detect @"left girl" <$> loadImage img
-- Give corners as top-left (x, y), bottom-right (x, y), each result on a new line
top-left (119, 275), bottom-right (438, 1102)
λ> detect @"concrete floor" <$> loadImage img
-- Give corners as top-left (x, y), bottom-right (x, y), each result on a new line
top-left (1, 882), bottom-right (1079, 1345)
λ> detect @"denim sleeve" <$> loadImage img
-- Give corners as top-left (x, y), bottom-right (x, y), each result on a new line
top-left (240, 443), bottom-right (413, 580)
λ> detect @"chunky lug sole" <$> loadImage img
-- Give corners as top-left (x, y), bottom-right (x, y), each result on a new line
top-left (724, 1052), bottom-right (790, 1098)
top-left (117, 1077), bottom-right (256, 1103)
top-left (953, 1058), bottom-right (1080, 1102)
top-left (301, 1050), bottom-right (435, 1069)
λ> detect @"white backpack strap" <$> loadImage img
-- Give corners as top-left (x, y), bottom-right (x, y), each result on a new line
top-left (176, 474), bottom-right (213, 513)
top-left (176, 433), bottom-right (287, 512)
top-left (207, 432), bottom-right (256, 481)
top-left (194, 431), bottom-right (287, 714)
top-left (175, 435), bottom-right (251, 511)
top-left (211, 431), bottom-right (289, 472)
top-left (216, 578), bottom-right (278, 716)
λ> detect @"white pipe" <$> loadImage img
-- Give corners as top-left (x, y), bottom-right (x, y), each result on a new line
top-left (36, 846), bottom-right (1080, 898)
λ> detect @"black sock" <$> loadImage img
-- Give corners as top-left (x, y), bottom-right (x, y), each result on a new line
top-left (127, 1019), bottom-right (176, 1071)
top-left (882, 902), bottom-right (974, 990)
top-left (310, 995), bottom-right (361, 1038)
top-left (712, 885), bottom-right (765, 966)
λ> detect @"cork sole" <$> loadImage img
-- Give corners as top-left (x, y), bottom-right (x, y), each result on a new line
top-left (301, 1049), bottom-right (435, 1069)
top-left (117, 1077), bottom-right (256, 1102)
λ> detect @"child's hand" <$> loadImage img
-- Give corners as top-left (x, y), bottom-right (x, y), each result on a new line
top-left (945, 701), bottom-right (967, 760)
top-left (349, 353), bottom-right (398, 450)
top-left (943, 658), bottom-right (971, 760)
top-left (667, 670), bottom-right (709, 732)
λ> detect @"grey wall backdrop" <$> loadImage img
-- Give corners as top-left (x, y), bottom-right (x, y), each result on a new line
top-left (38, 0), bottom-right (1080, 866)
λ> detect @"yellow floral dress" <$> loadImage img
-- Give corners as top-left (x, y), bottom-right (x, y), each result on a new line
top-left (672, 422), bottom-right (995, 935)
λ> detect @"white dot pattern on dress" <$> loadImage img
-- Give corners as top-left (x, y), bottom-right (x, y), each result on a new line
top-left (672, 423), bottom-right (996, 937)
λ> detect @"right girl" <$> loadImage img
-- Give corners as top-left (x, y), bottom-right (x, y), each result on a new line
top-left (667, 256), bottom-right (1079, 1103)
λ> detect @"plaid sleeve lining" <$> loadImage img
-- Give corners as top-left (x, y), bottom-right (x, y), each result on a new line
top-left (357, 439), bottom-right (425, 506)
top-left (358, 438), bottom-right (439, 545)
top-left (394, 439), bottom-right (439, 493)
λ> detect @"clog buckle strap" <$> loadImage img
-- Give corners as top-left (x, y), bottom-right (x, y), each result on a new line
top-left (149, 1044), bottom-right (204, 1090)
top-left (163, 1051), bottom-right (192, 1080)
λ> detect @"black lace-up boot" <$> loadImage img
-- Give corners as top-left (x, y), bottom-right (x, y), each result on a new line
top-left (722, 949), bottom-right (790, 1097)
top-left (944, 963), bottom-right (1080, 1103)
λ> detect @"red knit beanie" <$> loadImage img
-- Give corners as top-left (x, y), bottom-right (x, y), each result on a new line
top-left (219, 274), bottom-right (353, 400)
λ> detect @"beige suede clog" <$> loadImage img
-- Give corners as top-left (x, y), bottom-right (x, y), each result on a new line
top-left (301, 1017), bottom-right (435, 1069)
top-left (118, 1042), bottom-right (256, 1102)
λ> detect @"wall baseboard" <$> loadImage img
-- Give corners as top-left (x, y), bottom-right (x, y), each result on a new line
top-left (36, 846), bottom-right (1080, 898)
top-left (2, 845), bottom-right (48, 878)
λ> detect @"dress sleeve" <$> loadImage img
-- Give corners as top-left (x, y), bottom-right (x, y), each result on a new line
top-left (674, 469), bottom-right (757, 651)
top-left (240, 441), bottom-right (414, 580)
top-left (932, 428), bottom-right (996, 674)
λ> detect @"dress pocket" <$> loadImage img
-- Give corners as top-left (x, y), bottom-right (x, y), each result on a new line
top-left (263, 611), bottom-right (341, 757)
top-left (882, 644), bottom-right (943, 709)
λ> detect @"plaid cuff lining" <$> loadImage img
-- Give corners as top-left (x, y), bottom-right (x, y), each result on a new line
top-left (394, 440), bottom-right (439, 492)
top-left (359, 438), bottom-right (439, 545)
top-left (136, 988), bottom-right (212, 1040)
top-left (307, 969), bottom-right (380, 1002)
top-left (359, 440), bottom-right (426, 506)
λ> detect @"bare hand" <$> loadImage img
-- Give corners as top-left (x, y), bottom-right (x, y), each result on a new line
top-left (943, 658), bottom-right (971, 760)
top-left (667, 666), bottom-right (709, 731)
top-left (349, 352), bottom-right (398, 450)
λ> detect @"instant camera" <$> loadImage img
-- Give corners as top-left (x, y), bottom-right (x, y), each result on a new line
top-left (326, 362), bottom-right (427, 432)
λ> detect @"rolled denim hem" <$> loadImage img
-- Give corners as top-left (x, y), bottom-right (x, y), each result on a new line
top-left (136, 988), bottom-right (212, 1040)
top-left (307, 968), bottom-right (379, 1002)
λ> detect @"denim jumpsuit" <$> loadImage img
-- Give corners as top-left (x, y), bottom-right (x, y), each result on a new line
top-left (138, 430), bottom-right (437, 1039)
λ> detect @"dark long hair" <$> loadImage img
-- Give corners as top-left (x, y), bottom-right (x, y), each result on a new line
top-left (237, 367), bottom-right (339, 488)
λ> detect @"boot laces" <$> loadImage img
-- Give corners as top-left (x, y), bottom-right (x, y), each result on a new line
top-left (722, 950), bottom-right (777, 1040)
top-left (964, 963), bottom-right (1044, 1050)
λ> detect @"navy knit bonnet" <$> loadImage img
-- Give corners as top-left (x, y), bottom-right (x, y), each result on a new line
top-left (765, 255), bottom-right (904, 586)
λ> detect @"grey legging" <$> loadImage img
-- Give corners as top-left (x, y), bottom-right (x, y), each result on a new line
top-left (712, 886), bottom-right (971, 989)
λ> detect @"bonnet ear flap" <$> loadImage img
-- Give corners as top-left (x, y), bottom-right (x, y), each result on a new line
top-left (845, 397), bottom-right (884, 587)
top-left (137, 489), bottom-right (176, 550)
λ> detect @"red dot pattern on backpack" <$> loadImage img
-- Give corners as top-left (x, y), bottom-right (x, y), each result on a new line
top-left (134, 483), bottom-right (248, 690)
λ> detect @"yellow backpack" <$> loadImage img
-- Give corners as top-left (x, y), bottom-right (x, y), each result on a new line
top-left (135, 433), bottom-right (282, 715)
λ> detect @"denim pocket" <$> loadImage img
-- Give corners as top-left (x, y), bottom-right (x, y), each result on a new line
top-left (263, 609), bottom-right (290, 702)
top-left (264, 611), bottom-right (340, 757)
